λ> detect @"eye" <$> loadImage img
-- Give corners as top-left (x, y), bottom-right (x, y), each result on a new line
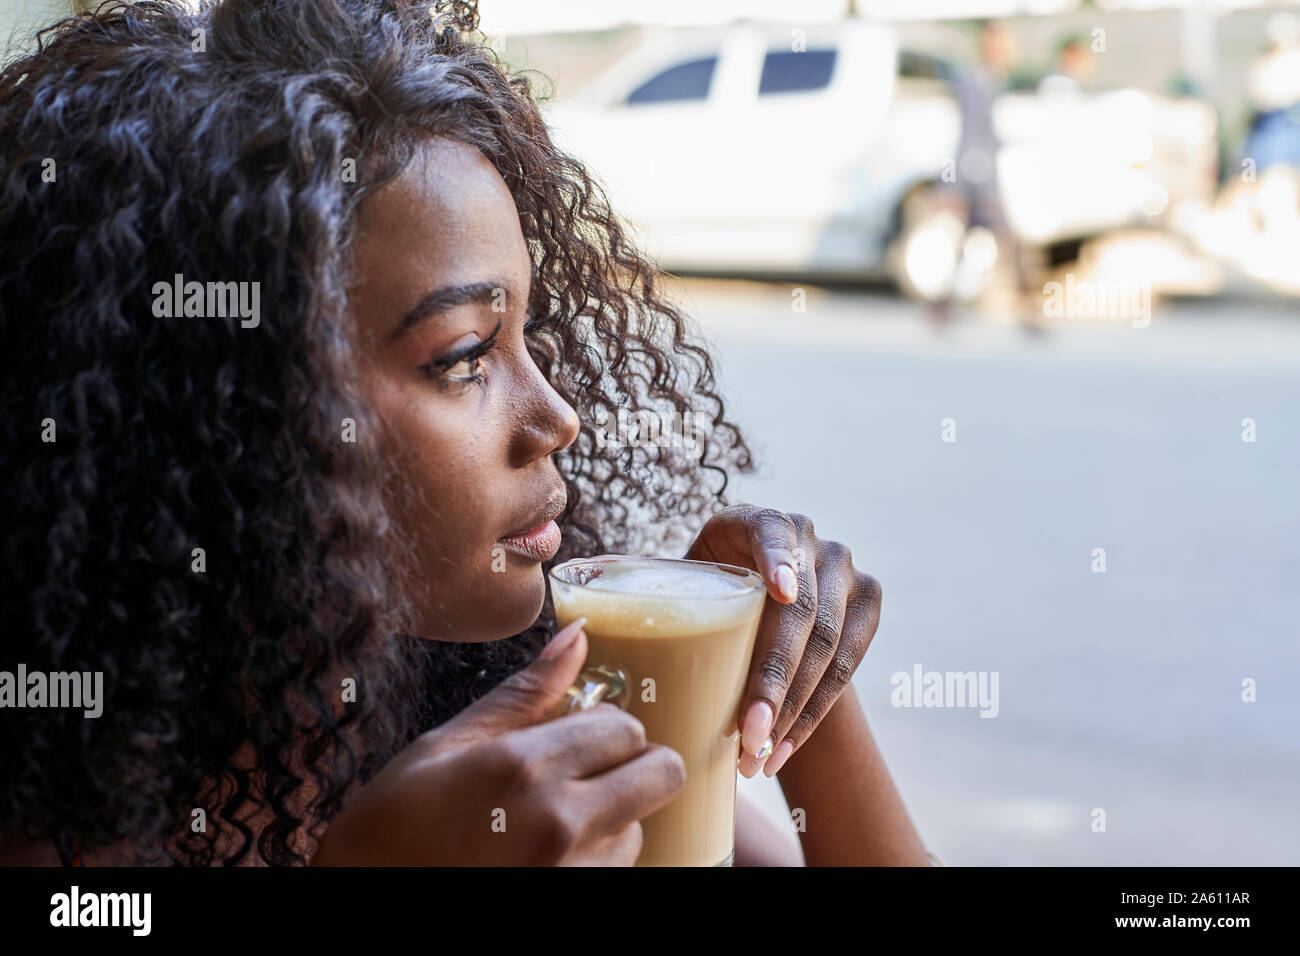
top-left (420, 321), bottom-right (501, 385)
top-left (441, 353), bottom-right (485, 379)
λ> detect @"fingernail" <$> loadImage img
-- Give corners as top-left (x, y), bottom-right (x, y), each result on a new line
top-left (741, 701), bottom-right (774, 756)
top-left (755, 735), bottom-right (776, 761)
top-left (738, 743), bottom-right (768, 778)
top-left (763, 739), bottom-right (795, 777)
top-left (775, 564), bottom-right (798, 602)
top-left (540, 617), bottom-right (586, 660)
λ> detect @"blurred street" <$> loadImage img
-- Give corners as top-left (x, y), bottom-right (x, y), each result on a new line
top-left (709, 280), bottom-right (1300, 865)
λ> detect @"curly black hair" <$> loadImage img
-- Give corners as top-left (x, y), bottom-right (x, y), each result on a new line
top-left (0, 0), bottom-right (753, 865)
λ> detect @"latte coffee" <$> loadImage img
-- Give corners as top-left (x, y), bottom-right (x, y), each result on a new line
top-left (549, 556), bottom-right (766, 867)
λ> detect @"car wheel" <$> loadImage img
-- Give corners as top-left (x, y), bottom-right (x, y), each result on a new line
top-left (888, 186), bottom-right (971, 303)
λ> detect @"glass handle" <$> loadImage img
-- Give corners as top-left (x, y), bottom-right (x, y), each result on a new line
top-left (551, 665), bottom-right (630, 718)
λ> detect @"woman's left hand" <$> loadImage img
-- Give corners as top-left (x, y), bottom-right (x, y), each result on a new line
top-left (685, 504), bottom-right (882, 778)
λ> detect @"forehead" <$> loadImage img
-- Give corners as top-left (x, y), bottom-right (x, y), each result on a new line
top-left (352, 137), bottom-right (530, 300)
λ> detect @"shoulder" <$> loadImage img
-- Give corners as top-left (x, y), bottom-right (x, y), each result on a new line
top-left (0, 832), bottom-right (139, 866)
top-left (0, 832), bottom-right (60, 866)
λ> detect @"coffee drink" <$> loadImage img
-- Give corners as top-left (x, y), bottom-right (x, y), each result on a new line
top-left (549, 556), bottom-right (766, 867)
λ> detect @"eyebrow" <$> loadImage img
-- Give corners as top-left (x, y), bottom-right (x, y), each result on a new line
top-left (390, 280), bottom-right (512, 339)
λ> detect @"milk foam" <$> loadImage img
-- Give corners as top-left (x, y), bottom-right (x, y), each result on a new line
top-left (584, 564), bottom-right (748, 599)
top-left (553, 560), bottom-right (763, 638)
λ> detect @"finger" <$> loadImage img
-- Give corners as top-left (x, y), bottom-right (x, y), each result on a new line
top-left (738, 522), bottom-right (818, 763)
top-left (564, 822), bottom-right (643, 867)
top-left (740, 507), bottom-right (802, 605)
top-left (577, 741), bottom-right (687, 837)
top-left (687, 504), bottom-right (801, 605)
top-left (506, 703), bottom-right (649, 780)
top-left (756, 543), bottom-right (853, 775)
top-left (765, 572), bottom-right (882, 777)
top-left (431, 620), bottom-right (589, 754)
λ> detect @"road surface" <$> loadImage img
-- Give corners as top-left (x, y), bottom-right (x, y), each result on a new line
top-left (685, 282), bottom-right (1300, 865)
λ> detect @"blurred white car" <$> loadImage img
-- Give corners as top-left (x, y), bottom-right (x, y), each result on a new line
top-left (994, 86), bottom-right (1217, 246)
top-left (543, 19), bottom-right (1217, 298)
top-left (545, 20), bottom-right (950, 284)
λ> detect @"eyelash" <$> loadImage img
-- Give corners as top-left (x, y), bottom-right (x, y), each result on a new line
top-left (422, 320), bottom-right (502, 386)
top-left (419, 313), bottom-right (550, 388)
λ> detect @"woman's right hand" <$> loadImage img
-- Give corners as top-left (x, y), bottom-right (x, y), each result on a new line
top-left (310, 619), bottom-right (685, 866)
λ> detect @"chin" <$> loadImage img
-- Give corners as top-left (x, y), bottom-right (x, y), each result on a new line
top-left (413, 564), bottom-right (546, 643)
top-left (513, 563), bottom-right (549, 628)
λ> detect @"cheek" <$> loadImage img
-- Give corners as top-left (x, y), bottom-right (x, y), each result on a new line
top-left (369, 381), bottom-right (545, 641)
top-left (384, 396), bottom-right (490, 557)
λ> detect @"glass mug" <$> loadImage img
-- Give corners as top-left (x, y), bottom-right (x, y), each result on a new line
top-left (548, 555), bottom-right (767, 867)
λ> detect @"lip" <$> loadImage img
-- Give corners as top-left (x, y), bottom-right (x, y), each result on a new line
top-left (498, 486), bottom-right (567, 562)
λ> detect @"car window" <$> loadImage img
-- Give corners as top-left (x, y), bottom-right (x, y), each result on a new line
top-left (759, 49), bottom-right (837, 95)
top-left (898, 50), bottom-right (952, 82)
top-left (626, 56), bottom-right (718, 105)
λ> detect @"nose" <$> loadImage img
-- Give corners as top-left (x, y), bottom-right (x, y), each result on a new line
top-left (509, 357), bottom-right (581, 467)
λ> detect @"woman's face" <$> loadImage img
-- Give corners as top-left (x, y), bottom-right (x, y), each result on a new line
top-left (349, 138), bottom-right (580, 643)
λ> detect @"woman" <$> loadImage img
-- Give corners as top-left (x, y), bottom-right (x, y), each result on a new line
top-left (0, 0), bottom-right (932, 866)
